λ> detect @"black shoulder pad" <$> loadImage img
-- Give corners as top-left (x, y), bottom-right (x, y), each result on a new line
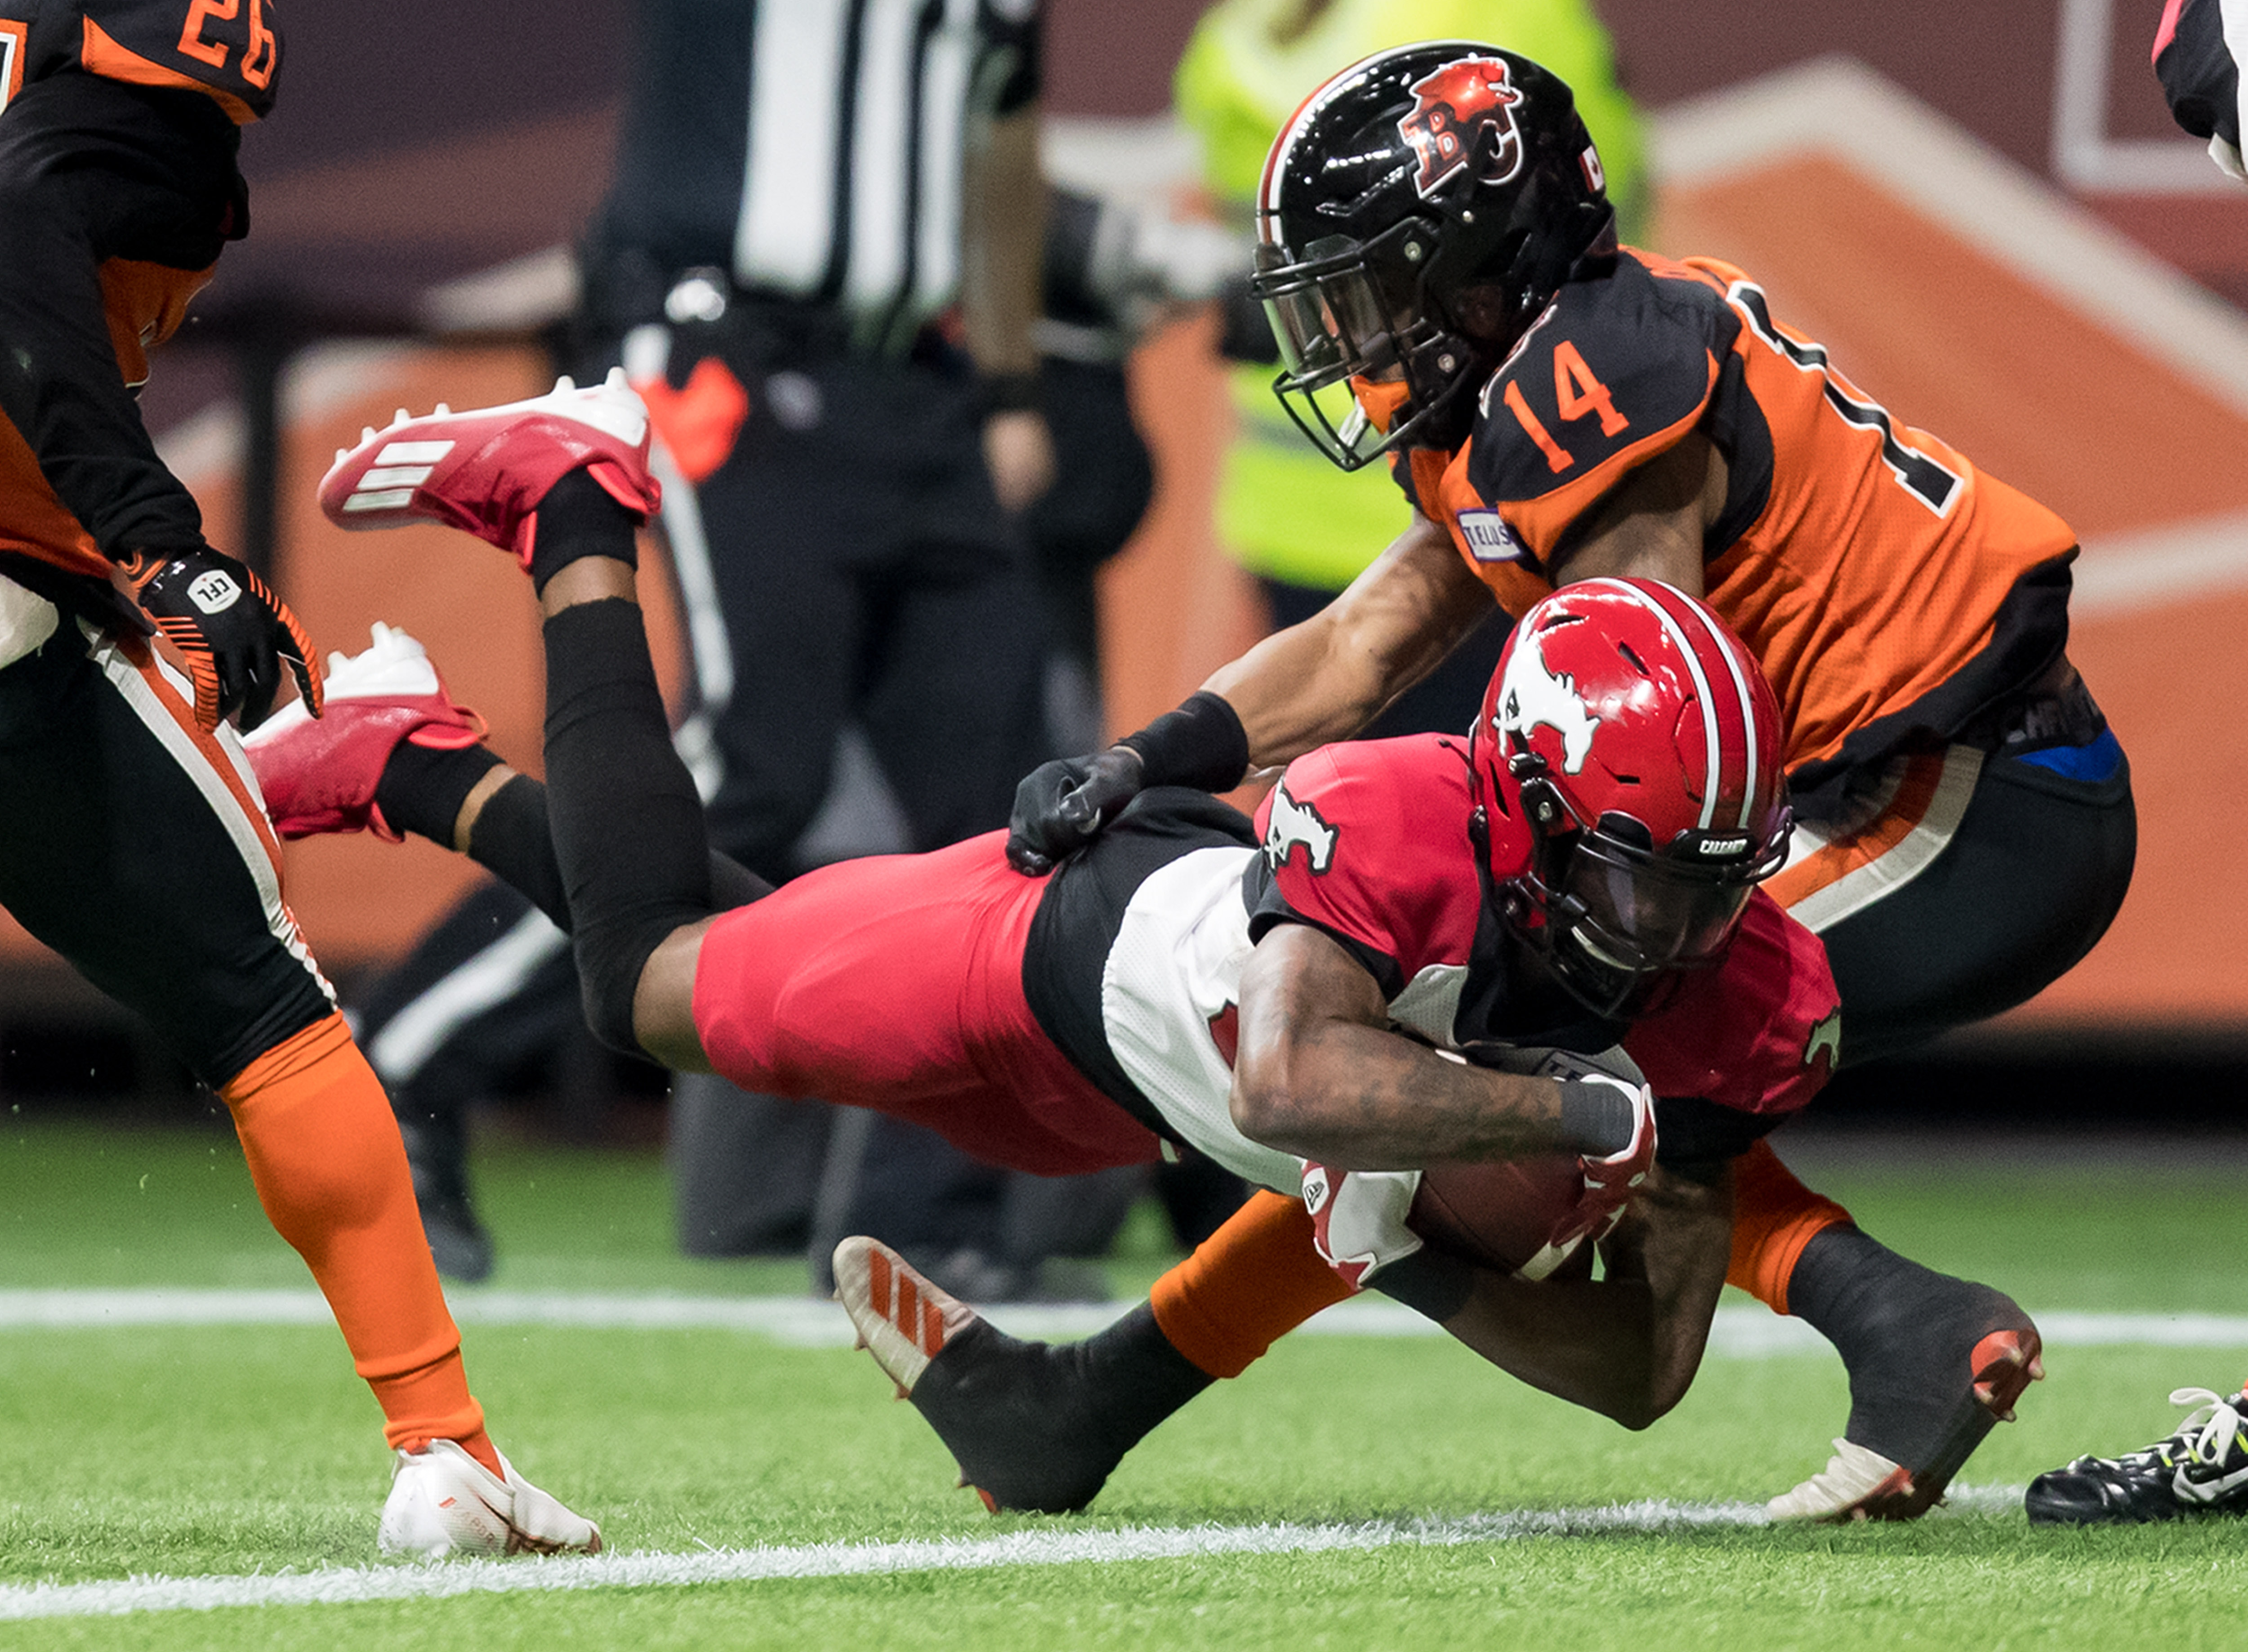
top-left (1466, 262), bottom-right (1726, 509)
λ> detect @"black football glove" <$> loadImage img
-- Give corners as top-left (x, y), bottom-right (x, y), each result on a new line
top-left (124, 547), bottom-right (324, 733)
top-left (1005, 747), bottom-right (1146, 875)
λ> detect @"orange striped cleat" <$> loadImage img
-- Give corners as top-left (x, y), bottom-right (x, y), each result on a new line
top-left (833, 1235), bottom-right (1150, 1514)
top-left (833, 1234), bottom-right (977, 1404)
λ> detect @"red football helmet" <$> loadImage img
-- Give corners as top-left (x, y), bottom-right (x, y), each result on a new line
top-left (1472, 578), bottom-right (1791, 1017)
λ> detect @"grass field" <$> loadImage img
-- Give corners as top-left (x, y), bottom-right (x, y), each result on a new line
top-left (4, 1116), bottom-right (2247, 1649)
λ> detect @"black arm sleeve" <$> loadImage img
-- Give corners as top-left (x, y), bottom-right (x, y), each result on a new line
top-left (0, 73), bottom-right (243, 561)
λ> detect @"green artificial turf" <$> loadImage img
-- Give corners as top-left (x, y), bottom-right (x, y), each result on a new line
top-left (4, 1117), bottom-right (2246, 1649)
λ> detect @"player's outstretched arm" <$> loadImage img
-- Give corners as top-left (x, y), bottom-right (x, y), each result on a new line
top-left (1204, 512), bottom-right (1495, 770)
top-left (1433, 1161), bottom-right (1734, 1429)
top-left (1229, 923), bottom-right (1630, 1167)
top-left (1006, 514), bottom-right (1488, 872)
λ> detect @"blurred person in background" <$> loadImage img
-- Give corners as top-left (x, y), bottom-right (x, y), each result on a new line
top-left (2016, 0), bottom-right (2248, 1526)
top-left (339, 0), bottom-right (1177, 1303)
top-left (1177, 0), bottom-right (1646, 739)
top-left (0, 0), bottom-right (593, 1557)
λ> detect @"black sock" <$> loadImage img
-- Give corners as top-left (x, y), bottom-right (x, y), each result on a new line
top-left (1788, 1225), bottom-right (1922, 1373)
top-left (462, 772), bottom-right (774, 939)
top-left (912, 1301), bottom-right (1216, 1513)
top-left (1787, 1223), bottom-right (2023, 1465)
top-left (373, 742), bottom-right (503, 848)
top-left (462, 773), bottom-right (571, 931)
top-left (1066, 1301), bottom-right (1219, 1447)
top-left (527, 468), bottom-right (641, 595)
top-left (541, 598), bottom-right (713, 1051)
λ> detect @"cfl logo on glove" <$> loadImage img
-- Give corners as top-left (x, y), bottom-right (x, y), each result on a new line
top-left (187, 570), bottom-right (242, 615)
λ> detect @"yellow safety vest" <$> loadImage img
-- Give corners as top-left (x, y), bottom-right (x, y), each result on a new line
top-left (1177, 0), bottom-right (1645, 589)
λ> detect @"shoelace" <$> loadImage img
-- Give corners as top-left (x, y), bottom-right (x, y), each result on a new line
top-left (2163, 1387), bottom-right (2248, 1472)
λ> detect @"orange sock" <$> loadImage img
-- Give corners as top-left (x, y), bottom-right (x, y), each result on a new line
top-left (1726, 1138), bottom-right (1855, 1316)
top-left (220, 1014), bottom-right (501, 1476)
top-left (1149, 1189), bottom-right (1355, 1378)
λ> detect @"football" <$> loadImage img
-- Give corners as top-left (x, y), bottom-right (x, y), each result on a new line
top-left (1405, 1043), bottom-right (1647, 1280)
top-left (1410, 1153), bottom-right (1592, 1280)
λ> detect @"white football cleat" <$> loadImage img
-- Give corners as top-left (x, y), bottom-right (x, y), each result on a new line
top-left (834, 1233), bottom-right (977, 1399)
top-left (377, 1439), bottom-right (602, 1560)
top-left (1766, 1437), bottom-right (1913, 1521)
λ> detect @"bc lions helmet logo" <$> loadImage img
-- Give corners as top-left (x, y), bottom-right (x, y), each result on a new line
top-left (1496, 626), bottom-right (1601, 774)
top-left (1264, 782), bottom-right (1339, 875)
top-left (1399, 57), bottom-right (1525, 199)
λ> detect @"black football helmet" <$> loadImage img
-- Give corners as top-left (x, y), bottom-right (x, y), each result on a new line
top-left (1250, 42), bottom-right (1616, 470)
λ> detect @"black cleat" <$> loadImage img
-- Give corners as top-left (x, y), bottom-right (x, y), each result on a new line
top-left (400, 1108), bottom-right (494, 1284)
top-left (832, 1236), bottom-right (1209, 1514)
top-left (1773, 1228), bottom-right (2043, 1520)
top-left (2026, 1387), bottom-right (2248, 1524)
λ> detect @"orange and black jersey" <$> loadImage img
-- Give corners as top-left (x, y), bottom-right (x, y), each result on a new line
top-left (1396, 247), bottom-right (2079, 802)
top-left (0, 2), bottom-right (279, 624)
top-left (0, 0), bottom-right (279, 123)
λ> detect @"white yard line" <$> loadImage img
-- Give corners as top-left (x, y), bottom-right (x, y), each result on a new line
top-left (4, 1289), bottom-right (2245, 1353)
top-left (0, 1488), bottom-right (2027, 1622)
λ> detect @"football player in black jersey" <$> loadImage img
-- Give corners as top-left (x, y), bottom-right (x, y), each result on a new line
top-left (0, 0), bottom-right (596, 1557)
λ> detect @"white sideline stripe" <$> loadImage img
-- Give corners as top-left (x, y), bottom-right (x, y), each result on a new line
top-left (0, 1488), bottom-right (2027, 1622)
top-left (2071, 510), bottom-right (2248, 618)
top-left (364, 909), bottom-right (569, 1085)
top-left (5, 1290), bottom-right (2247, 1353)
top-left (1653, 58), bottom-right (2248, 423)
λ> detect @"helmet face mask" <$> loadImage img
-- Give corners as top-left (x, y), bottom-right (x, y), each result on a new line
top-left (1251, 42), bottom-right (1616, 471)
top-left (1256, 219), bottom-right (1490, 469)
top-left (1474, 580), bottom-right (1793, 1022)
top-left (1512, 791), bottom-right (1785, 1018)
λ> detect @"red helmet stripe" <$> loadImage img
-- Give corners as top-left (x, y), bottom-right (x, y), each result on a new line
top-left (1575, 578), bottom-right (1723, 829)
top-left (1634, 577), bottom-right (1771, 831)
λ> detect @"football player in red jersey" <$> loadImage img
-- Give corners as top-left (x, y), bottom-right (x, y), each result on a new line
top-left (0, 0), bottom-right (596, 1557)
top-left (1001, 41), bottom-right (2128, 1521)
top-left (2012, 0), bottom-right (2248, 1526)
top-left (253, 375), bottom-right (1873, 1503)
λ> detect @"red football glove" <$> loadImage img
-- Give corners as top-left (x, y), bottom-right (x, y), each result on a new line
top-left (124, 548), bottom-right (323, 733)
top-left (1300, 1162), bottom-right (1425, 1291)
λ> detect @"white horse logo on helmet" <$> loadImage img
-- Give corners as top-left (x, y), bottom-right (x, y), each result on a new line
top-left (1497, 625), bottom-right (1601, 774)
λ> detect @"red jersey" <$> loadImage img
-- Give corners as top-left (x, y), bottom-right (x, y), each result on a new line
top-left (1030, 736), bottom-right (1840, 1189)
